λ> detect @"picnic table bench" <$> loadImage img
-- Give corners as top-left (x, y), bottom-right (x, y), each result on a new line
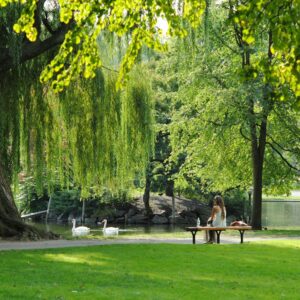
top-left (185, 226), bottom-right (252, 244)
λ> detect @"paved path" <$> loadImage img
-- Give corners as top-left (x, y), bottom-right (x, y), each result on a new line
top-left (0, 236), bottom-right (299, 251)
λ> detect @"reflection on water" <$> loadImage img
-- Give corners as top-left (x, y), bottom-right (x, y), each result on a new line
top-left (26, 221), bottom-right (187, 238)
top-left (262, 201), bottom-right (300, 226)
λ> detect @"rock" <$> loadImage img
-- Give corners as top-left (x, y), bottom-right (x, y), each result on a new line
top-left (127, 208), bottom-right (138, 217)
top-left (115, 210), bottom-right (127, 218)
top-left (128, 213), bottom-right (148, 224)
top-left (115, 217), bottom-right (125, 223)
top-left (172, 216), bottom-right (187, 224)
top-left (179, 210), bottom-right (197, 219)
top-left (184, 216), bottom-right (198, 225)
top-left (152, 215), bottom-right (169, 224)
top-left (152, 209), bottom-right (168, 216)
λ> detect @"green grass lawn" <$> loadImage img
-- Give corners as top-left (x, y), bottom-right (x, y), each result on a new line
top-left (1, 241), bottom-right (300, 299)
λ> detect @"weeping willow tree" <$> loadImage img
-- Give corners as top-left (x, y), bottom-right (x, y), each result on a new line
top-left (0, 6), bottom-right (154, 238)
top-left (0, 0), bottom-right (208, 238)
top-left (0, 57), bottom-right (154, 238)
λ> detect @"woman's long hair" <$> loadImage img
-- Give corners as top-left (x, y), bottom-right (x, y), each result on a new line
top-left (214, 195), bottom-right (225, 219)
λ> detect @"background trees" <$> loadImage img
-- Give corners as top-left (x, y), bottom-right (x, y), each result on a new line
top-left (152, 1), bottom-right (300, 228)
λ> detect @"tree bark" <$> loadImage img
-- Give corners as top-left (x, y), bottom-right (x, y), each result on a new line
top-left (249, 31), bottom-right (273, 230)
top-left (0, 161), bottom-right (54, 239)
top-left (0, 23), bottom-right (69, 73)
top-left (250, 119), bottom-right (267, 229)
top-left (143, 166), bottom-right (153, 217)
top-left (165, 179), bottom-right (176, 223)
top-left (165, 179), bottom-right (174, 197)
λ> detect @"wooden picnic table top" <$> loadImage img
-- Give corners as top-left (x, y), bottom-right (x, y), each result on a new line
top-left (186, 226), bottom-right (252, 231)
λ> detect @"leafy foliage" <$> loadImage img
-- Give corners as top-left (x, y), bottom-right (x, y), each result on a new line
top-left (230, 0), bottom-right (300, 104)
top-left (1, 56), bottom-right (154, 199)
top-left (152, 3), bottom-right (300, 196)
top-left (0, 0), bottom-right (206, 91)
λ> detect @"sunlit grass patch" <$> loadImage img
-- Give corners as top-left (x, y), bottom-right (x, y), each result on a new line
top-left (1, 241), bottom-right (300, 299)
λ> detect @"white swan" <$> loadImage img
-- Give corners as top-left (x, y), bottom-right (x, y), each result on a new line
top-left (72, 219), bottom-right (90, 237)
top-left (101, 219), bottom-right (119, 236)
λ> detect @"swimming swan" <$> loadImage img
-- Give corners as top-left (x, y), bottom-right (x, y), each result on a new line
top-left (72, 219), bottom-right (90, 237)
top-left (101, 219), bottom-right (119, 236)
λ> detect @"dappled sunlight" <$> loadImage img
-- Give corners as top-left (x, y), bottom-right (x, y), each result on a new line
top-left (1, 243), bottom-right (300, 299)
top-left (251, 239), bottom-right (300, 249)
top-left (43, 253), bottom-right (112, 266)
top-left (128, 270), bottom-right (218, 283)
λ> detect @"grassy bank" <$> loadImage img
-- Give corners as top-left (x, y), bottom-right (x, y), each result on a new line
top-left (1, 241), bottom-right (299, 299)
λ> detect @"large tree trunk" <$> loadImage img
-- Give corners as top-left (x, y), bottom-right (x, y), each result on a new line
top-left (0, 162), bottom-right (53, 239)
top-left (249, 88), bottom-right (269, 230)
top-left (251, 136), bottom-right (265, 230)
top-left (143, 166), bottom-right (153, 217)
top-left (250, 32), bottom-right (273, 229)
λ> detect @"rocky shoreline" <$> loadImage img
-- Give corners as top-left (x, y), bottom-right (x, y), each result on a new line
top-left (50, 195), bottom-right (211, 226)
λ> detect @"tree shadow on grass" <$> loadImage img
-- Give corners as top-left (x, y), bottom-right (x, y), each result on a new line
top-left (0, 243), bottom-right (299, 299)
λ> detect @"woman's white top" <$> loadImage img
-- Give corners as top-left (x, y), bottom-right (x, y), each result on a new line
top-left (212, 209), bottom-right (226, 227)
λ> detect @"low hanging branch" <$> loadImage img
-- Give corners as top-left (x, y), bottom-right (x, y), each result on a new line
top-left (266, 141), bottom-right (300, 172)
top-left (267, 133), bottom-right (300, 154)
top-left (0, 23), bottom-right (69, 73)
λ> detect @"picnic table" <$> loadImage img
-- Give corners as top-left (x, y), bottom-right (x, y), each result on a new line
top-left (185, 226), bottom-right (252, 244)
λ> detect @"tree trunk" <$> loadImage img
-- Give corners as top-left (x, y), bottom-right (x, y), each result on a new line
top-left (143, 167), bottom-right (153, 217)
top-left (251, 151), bottom-right (264, 229)
top-left (165, 179), bottom-right (174, 197)
top-left (249, 101), bottom-right (268, 230)
top-left (0, 162), bottom-right (53, 239)
top-left (165, 179), bottom-right (176, 223)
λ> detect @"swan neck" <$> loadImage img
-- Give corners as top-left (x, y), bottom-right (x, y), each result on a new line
top-left (103, 220), bottom-right (107, 230)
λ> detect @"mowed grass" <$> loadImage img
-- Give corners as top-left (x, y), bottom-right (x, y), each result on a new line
top-left (1, 241), bottom-right (300, 299)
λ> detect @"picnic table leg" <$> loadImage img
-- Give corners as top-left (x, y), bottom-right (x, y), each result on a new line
top-left (216, 230), bottom-right (222, 244)
top-left (238, 230), bottom-right (245, 243)
top-left (191, 230), bottom-right (197, 244)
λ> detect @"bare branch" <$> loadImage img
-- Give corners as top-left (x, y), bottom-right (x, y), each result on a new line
top-left (266, 142), bottom-right (300, 171)
top-left (267, 133), bottom-right (300, 154)
top-left (239, 127), bottom-right (251, 142)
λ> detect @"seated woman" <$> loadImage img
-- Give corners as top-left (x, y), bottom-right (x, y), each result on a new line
top-left (206, 195), bottom-right (226, 243)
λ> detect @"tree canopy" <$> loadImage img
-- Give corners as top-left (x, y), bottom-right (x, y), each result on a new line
top-left (151, 1), bottom-right (300, 228)
top-left (0, 0), bottom-right (299, 237)
top-left (0, 0), bottom-right (206, 91)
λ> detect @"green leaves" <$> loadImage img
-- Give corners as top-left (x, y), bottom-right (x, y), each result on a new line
top-left (2, 0), bottom-right (206, 92)
top-left (233, 0), bottom-right (300, 103)
top-left (153, 3), bottom-right (300, 195)
top-left (13, 0), bottom-right (37, 41)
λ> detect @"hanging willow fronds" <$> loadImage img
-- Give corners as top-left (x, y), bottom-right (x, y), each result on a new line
top-left (0, 59), bottom-right (154, 197)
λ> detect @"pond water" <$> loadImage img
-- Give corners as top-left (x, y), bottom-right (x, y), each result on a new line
top-left (262, 201), bottom-right (300, 226)
top-left (27, 201), bottom-right (300, 235)
top-left (27, 221), bottom-right (188, 238)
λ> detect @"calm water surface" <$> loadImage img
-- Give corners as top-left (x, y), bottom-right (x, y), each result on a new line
top-left (27, 221), bottom-right (187, 238)
top-left (262, 201), bottom-right (300, 226)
